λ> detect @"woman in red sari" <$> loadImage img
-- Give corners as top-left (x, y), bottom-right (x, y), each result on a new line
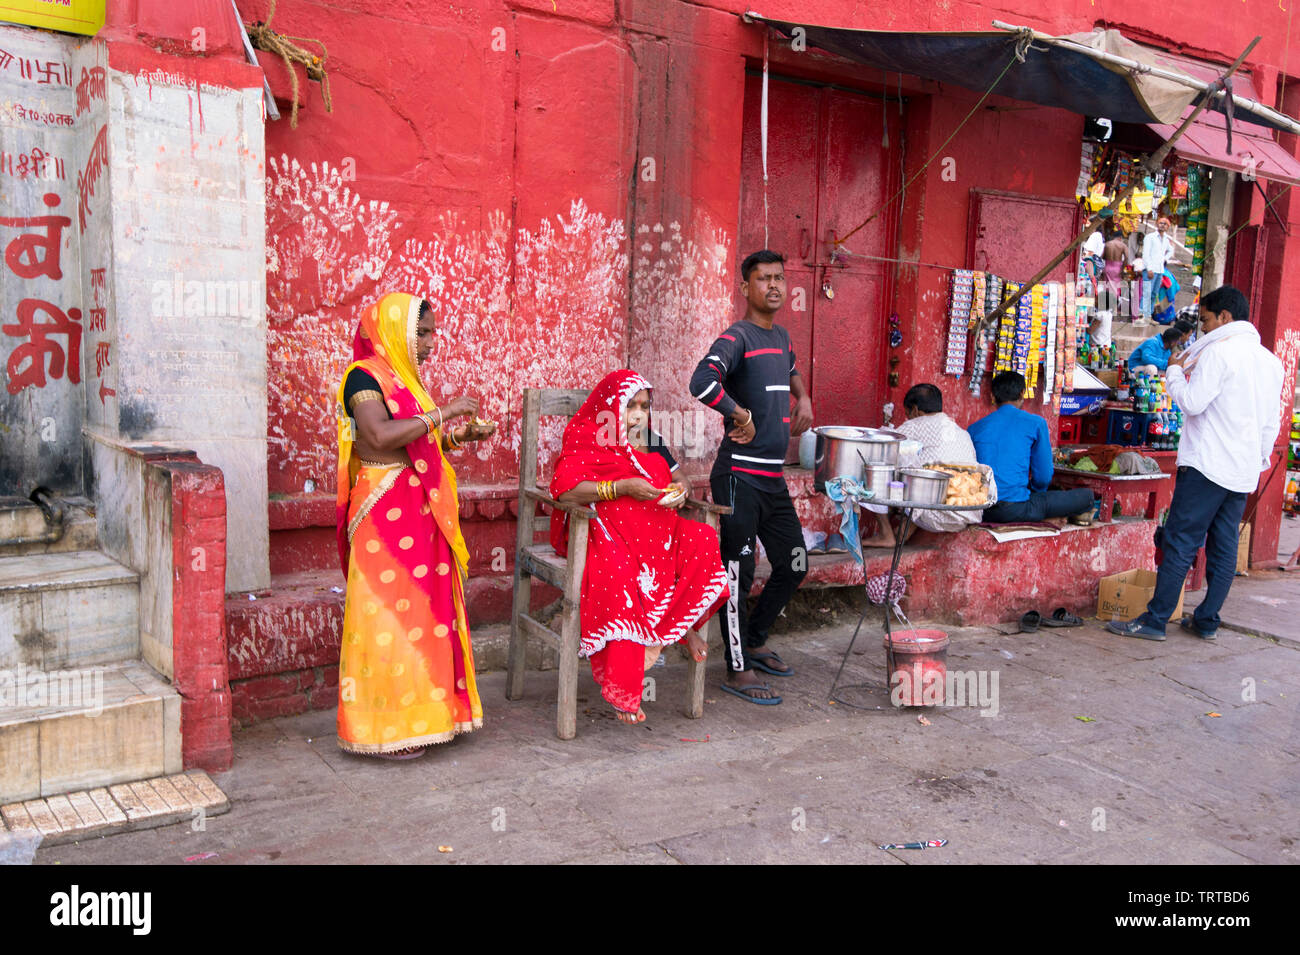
top-left (551, 370), bottom-right (728, 724)
top-left (335, 292), bottom-right (495, 758)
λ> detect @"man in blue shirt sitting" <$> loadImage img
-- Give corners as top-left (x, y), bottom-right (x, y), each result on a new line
top-left (1128, 319), bottom-right (1193, 374)
top-left (969, 372), bottom-right (1096, 523)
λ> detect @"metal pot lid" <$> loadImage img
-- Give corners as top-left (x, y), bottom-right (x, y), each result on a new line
top-left (814, 426), bottom-right (871, 440)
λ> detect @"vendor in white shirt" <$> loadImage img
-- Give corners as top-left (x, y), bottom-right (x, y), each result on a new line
top-left (1140, 216), bottom-right (1175, 319)
top-left (1108, 284), bottom-right (1284, 642)
top-left (862, 383), bottom-right (983, 548)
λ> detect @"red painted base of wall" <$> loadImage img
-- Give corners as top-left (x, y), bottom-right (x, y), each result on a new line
top-left (233, 518), bottom-right (1155, 723)
top-left (232, 664), bottom-right (338, 725)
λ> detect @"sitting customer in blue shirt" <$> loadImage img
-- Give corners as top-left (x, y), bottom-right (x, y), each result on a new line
top-left (1128, 322), bottom-right (1192, 374)
top-left (968, 372), bottom-right (1096, 523)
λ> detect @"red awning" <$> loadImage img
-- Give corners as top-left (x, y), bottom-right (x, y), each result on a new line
top-left (1149, 108), bottom-right (1300, 187)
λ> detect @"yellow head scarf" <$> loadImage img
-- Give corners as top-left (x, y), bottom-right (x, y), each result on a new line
top-left (336, 292), bottom-right (470, 579)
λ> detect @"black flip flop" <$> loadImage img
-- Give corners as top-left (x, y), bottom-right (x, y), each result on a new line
top-left (720, 682), bottom-right (783, 706)
top-left (746, 649), bottom-right (795, 677)
top-left (1040, 607), bottom-right (1083, 628)
top-left (1019, 611), bottom-right (1041, 633)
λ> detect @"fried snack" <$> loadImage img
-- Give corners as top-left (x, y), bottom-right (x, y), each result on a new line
top-left (932, 465), bottom-right (988, 507)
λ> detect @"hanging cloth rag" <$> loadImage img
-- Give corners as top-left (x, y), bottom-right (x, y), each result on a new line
top-left (824, 476), bottom-right (875, 565)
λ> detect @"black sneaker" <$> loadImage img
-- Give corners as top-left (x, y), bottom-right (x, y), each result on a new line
top-left (1178, 615), bottom-right (1217, 641)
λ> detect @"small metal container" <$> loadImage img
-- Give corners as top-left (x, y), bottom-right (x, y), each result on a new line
top-left (899, 467), bottom-right (951, 504)
top-left (863, 463), bottom-right (896, 499)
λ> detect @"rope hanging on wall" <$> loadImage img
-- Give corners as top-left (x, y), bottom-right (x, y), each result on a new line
top-left (245, 0), bottom-right (333, 128)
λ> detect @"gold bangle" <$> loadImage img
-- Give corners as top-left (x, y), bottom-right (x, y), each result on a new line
top-left (448, 427), bottom-right (463, 449)
top-left (434, 406), bottom-right (444, 433)
top-left (737, 409), bottom-right (753, 428)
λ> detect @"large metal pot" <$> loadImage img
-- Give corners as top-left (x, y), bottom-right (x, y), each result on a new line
top-left (813, 426), bottom-right (903, 490)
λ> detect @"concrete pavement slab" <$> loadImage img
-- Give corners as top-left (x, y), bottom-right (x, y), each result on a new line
top-left (33, 615), bottom-right (1300, 865)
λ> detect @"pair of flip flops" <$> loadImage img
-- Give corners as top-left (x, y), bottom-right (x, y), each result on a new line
top-left (1018, 608), bottom-right (1084, 632)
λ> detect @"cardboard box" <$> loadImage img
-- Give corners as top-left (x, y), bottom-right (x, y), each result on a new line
top-left (1236, 522), bottom-right (1251, 574)
top-left (1097, 568), bottom-right (1184, 622)
top-left (1095, 369), bottom-right (1119, 389)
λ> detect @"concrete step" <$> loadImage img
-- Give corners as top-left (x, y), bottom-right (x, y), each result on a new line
top-left (0, 550), bottom-right (140, 671)
top-left (2, 770), bottom-right (229, 849)
top-left (0, 498), bottom-right (97, 559)
top-left (0, 660), bottom-right (181, 804)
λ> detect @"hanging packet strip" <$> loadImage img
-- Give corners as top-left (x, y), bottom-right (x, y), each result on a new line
top-left (945, 270), bottom-right (974, 377)
top-left (1043, 282), bottom-right (1059, 403)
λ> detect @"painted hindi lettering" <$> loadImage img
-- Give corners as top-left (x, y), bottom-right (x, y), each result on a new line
top-left (2, 299), bottom-right (83, 394)
top-left (1, 192), bottom-right (71, 280)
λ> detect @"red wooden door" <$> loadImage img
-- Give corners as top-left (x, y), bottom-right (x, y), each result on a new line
top-left (738, 74), bottom-right (819, 408)
top-left (968, 189), bottom-right (1080, 283)
top-left (739, 74), bottom-right (898, 436)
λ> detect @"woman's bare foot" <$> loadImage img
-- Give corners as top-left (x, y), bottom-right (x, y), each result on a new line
top-left (685, 629), bottom-right (708, 662)
top-left (643, 644), bottom-right (663, 669)
top-left (615, 708), bottom-right (646, 724)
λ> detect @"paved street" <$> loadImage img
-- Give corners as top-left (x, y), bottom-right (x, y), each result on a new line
top-left (34, 539), bottom-right (1300, 864)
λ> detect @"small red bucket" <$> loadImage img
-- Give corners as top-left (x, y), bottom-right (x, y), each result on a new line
top-left (883, 629), bottom-right (949, 706)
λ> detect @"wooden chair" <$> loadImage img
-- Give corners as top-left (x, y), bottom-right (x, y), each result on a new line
top-left (506, 387), bottom-right (731, 739)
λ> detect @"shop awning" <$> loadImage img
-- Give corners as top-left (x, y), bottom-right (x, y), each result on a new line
top-left (1149, 109), bottom-right (1300, 188)
top-left (743, 13), bottom-right (1300, 135)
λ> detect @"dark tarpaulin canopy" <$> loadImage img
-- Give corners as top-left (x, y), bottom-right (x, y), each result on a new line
top-left (745, 14), bottom-right (1299, 136)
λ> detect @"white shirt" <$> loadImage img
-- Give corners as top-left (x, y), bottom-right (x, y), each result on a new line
top-left (897, 412), bottom-right (983, 532)
top-left (1166, 321), bottom-right (1285, 493)
top-left (1142, 230), bottom-right (1173, 275)
top-left (1082, 231), bottom-right (1105, 258)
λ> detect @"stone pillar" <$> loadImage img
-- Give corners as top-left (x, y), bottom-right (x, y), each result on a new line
top-left (92, 58), bottom-right (269, 592)
top-left (1203, 168), bottom-right (1236, 292)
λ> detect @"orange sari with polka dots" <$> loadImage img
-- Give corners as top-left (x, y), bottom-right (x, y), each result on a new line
top-left (334, 293), bottom-right (482, 753)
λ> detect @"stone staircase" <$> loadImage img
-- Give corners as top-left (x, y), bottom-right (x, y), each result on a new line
top-left (0, 497), bottom-right (181, 805)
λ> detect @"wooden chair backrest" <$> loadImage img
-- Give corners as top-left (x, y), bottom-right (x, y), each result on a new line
top-left (517, 388), bottom-right (589, 548)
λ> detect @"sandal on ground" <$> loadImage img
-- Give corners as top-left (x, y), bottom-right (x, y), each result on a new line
top-left (745, 648), bottom-right (795, 677)
top-left (1040, 607), bottom-right (1083, 628)
top-left (1018, 611), bottom-right (1041, 633)
top-left (374, 747), bottom-right (428, 761)
top-left (720, 682), bottom-right (783, 706)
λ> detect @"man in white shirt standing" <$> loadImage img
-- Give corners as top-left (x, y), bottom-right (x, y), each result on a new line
top-left (1140, 216), bottom-right (1174, 320)
top-left (1108, 285), bottom-right (1285, 641)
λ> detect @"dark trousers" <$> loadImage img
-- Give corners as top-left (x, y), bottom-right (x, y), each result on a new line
top-left (1138, 467), bottom-right (1247, 633)
top-left (981, 487), bottom-right (1096, 523)
top-left (711, 474), bottom-right (808, 673)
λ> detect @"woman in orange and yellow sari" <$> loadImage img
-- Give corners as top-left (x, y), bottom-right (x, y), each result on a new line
top-left (334, 292), bottom-right (495, 759)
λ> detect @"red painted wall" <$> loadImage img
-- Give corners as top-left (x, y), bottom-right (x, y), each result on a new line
top-left (244, 0), bottom-right (1300, 585)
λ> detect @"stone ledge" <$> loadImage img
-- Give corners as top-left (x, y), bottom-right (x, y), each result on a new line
top-left (1, 770), bottom-right (229, 848)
